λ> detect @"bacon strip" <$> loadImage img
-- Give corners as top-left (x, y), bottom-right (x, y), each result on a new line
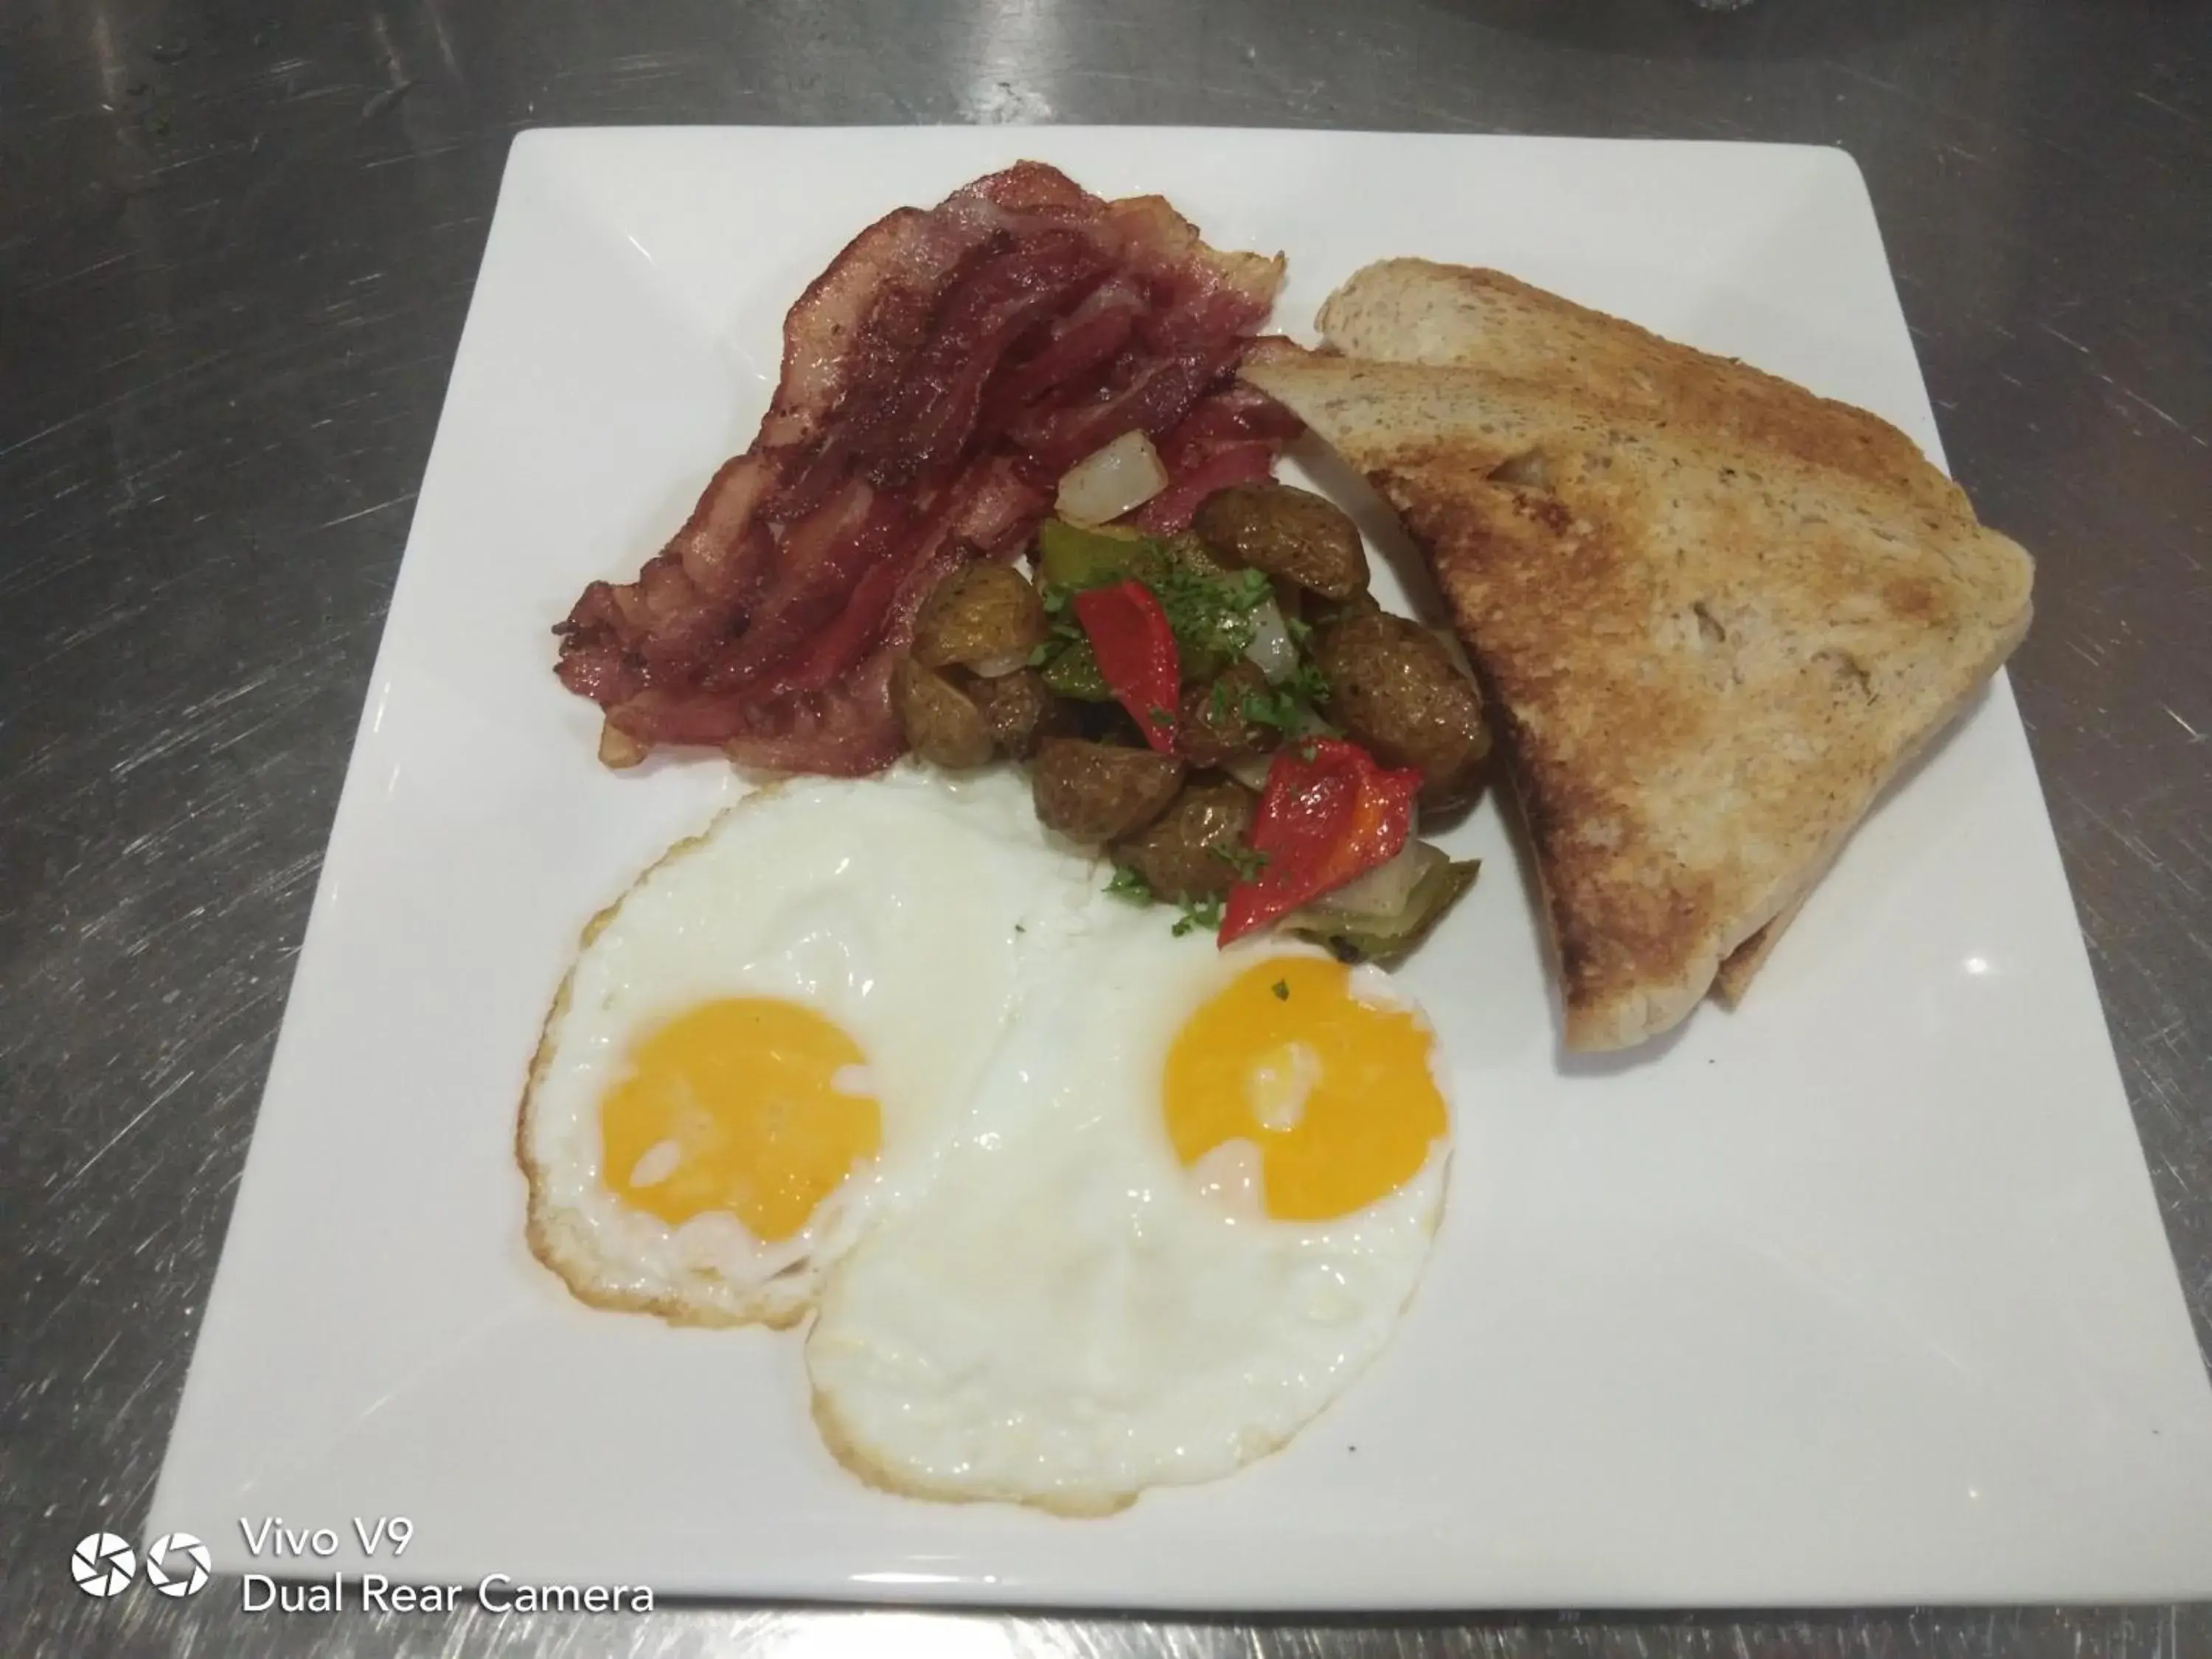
top-left (554, 162), bottom-right (1287, 774)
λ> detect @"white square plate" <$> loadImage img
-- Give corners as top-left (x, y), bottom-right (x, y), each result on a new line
top-left (150, 128), bottom-right (2212, 1610)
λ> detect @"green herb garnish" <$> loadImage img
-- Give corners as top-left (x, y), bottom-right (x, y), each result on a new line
top-left (1285, 659), bottom-right (1331, 705)
top-left (1106, 864), bottom-right (1153, 905)
top-left (1241, 686), bottom-right (1301, 733)
top-left (1210, 841), bottom-right (1269, 881)
top-left (1271, 978), bottom-right (1291, 1001)
top-left (1032, 526), bottom-right (1282, 686)
top-left (1146, 559), bottom-right (1270, 673)
top-left (1037, 631), bottom-right (1112, 701)
top-left (1241, 661), bottom-right (1332, 734)
top-left (1171, 892), bottom-right (1226, 937)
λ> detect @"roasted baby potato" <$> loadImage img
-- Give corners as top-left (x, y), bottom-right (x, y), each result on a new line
top-left (1310, 611), bottom-right (1490, 810)
top-left (911, 563), bottom-right (1047, 675)
top-left (1114, 779), bottom-right (1256, 902)
top-left (1192, 482), bottom-right (1369, 602)
top-left (893, 655), bottom-right (994, 769)
top-left (968, 668), bottom-right (1074, 759)
top-left (1175, 661), bottom-right (1281, 770)
top-left (1031, 737), bottom-right (1185, 844)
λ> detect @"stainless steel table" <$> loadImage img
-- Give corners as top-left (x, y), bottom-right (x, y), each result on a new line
top-left (5, 1), bottom-right (2208, 1654)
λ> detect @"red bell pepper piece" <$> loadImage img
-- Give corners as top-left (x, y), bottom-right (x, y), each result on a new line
top-left (1219, 739), bottom-right (1422, 945)
top-left (1072, 580), bottom-right (1180, 753)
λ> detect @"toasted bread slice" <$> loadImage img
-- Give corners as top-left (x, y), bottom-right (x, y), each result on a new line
top-left (1320, 260), bottom-right (2006, 1006)
top-left (1318, 260), bottom-right (1969, 521)
top-left (1244, 339), bottom-right (2033, 1049)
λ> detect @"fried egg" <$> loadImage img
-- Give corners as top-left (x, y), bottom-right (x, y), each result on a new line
top-left (518, 766), bottom-right (1096, 1327)
top-left (804, 919), bottom-right (1453, 1514)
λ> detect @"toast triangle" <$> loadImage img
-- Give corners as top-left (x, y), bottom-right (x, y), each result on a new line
top-left (1244, 333), bottom-right (2033, 1049)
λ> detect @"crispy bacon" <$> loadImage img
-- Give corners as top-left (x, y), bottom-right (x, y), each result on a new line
top-left (554, 162), bottom-right (1287, 773)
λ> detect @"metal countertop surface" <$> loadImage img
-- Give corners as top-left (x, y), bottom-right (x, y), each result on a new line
top-left (4, 1), bottom-right (2208, 1655)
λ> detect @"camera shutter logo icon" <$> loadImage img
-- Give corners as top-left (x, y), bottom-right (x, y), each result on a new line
top-left (71, 1533), bottom-right (136, 1598)
top-left (144, 1532), bottom-right (212, 1598)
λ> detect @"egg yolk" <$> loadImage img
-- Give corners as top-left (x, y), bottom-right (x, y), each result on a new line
top-left (599, 998), bottom-right (880, 1241)
top-left (1163, 957), bottom-right (1446, 1221)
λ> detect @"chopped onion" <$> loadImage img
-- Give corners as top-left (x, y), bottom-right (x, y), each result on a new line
top-left (1225, 753), bottom-right (1276, 793)
top-left (1056, 430), bottom-right (1169, 526)
top-left (1243, 598), bottom-right (1298, 684)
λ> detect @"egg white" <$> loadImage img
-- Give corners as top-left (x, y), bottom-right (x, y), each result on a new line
top-left (804, 917), bottom-right (1453, 1513)
top-left (518, 765), bottom-right (1098, 1327)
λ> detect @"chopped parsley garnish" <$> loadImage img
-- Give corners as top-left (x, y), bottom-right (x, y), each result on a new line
top-left (1210, 841), bottom-right (1270, 881)
top-left (1241, 686), bottom-right (1301, 733)
top-left (1284, 658), bottom-right (1331, 704)
top-left (1241, 661), bottom-right (1332, 733)
top-left (1171, 892), bottom-right (1226, 937)
top-left (1143, 557), bottom-right (1271, 673)
top-left (1106, 864), bottom-right (1153, 905)
top-left (1271, 978), bottom-right (1291, 1001)
top-left (1035, 530), bottom-right (1288, 688)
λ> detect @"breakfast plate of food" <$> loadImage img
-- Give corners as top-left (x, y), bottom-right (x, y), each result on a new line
top-left (149, 127), bottom-right (2212, 1607)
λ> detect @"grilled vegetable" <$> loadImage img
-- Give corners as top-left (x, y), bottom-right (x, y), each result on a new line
top-left (892, 656), bottom-right (994, 769)
top-left (1242, 595), bottom-right (1300, 681)
top-left (1071, 580), bottom-right (1181, 754)
top-left (1309, 610), bottom-right (1490, 810)
top-left (911, 563), bottom-right (1048, 677)
top-left (1287, 844), bottom-right (1480, 967)
top-left (1036, 519), bottom-right (1149, 589)
top-left (1057, 429), bottom-right (1169, 526)
top-left (1038, 636), bottom-right (1113, 702)
top-left (1113, 779), bottom-right (1257, 902)
top-left (1192, 481), bottom-right (1370, 601)
top-left (1218, 739), bottom-right (1422, 945)
top-left (1034, 521), bottom-right (1274, 681)
top-left (1031, 737), bottom-right (1186, 844)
